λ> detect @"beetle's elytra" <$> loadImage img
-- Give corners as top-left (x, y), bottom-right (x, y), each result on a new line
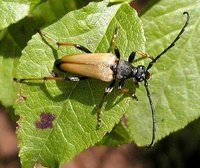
top-left (14, 12), bottom-right (190, 147)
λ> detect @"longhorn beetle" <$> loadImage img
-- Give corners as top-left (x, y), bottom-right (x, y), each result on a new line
top-left (14, 12), bottom-right (189, 147)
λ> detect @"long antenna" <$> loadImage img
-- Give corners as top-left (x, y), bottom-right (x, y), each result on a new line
top-left (144, 79), bottom-right (156, 148)
top-left (147, 12), bottom-right (190, 70)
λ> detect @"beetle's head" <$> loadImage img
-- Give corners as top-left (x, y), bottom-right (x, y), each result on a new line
top-left (134, 65), bottom-right (150, 82)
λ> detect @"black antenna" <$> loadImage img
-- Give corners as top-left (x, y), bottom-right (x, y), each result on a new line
top-left (144, 12), bottom-right (189, 147)
top-left (147, 12), bottom-right (190, 70)
top-left (144, 79), bottom-right (156, 148)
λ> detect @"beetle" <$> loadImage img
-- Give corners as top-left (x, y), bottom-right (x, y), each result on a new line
top-left (14, 12), bottom-right (189, 147)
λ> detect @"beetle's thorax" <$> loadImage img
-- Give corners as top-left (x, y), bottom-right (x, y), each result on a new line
top-left (113, 61), bottom-right (150, 82)
top-left (114, 60), bottom-right (137, 80)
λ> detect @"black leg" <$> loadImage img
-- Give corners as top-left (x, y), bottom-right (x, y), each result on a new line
top-left (128, 52), bottom-right (136, 63)
top-left (38, 30), bottom-right (92, 53)
top-left (63, 76), bottom-right (88, 81)
top-left (114, 47), bottom-right (120, 59)
top-left (97, 80), bottom-right (116, 127)
top-left (118, 79), bottom-right (125, 89)
top-left (57, 42), bottom-right (92, 53)
top-left (74, 44), bottom-right (92, 53)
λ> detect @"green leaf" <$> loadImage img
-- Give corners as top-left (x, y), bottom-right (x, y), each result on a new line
top-left (32, 0), bottom-right (99, 25)
top-left (0, 32), bottom-right (20, 106)
top-left (0, 1), bottom-right (30, 30)
top-left (138, 0), bottom-right (161, 16)
top-left (0, 0), bottom-right (89, 106)
top-left (97, 122), bottom-right (131, 146)
top-left (0, 15), bottom-right (45, 106)
top-left (127, 0), bottom-right (200, 146)
top-left (14, 1), bottom-right (145, 167)
top-left (32, 0), bottom-right (80, 24)
top-left (109, 0), bottom-right (132, 3)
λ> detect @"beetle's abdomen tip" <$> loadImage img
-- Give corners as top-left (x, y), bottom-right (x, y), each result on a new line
top-left (54, 59), bottom-right (63, 69)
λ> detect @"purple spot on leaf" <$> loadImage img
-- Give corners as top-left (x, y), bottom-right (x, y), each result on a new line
top-left (35, 112), bottom-right (56, 129)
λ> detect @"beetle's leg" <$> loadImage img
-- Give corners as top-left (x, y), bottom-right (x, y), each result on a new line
top-left (108, 28), bottom-right (121, 59)
top-left (128, 51), bottom-right (153, 63)
top-left (137, 51), bottom-right (154, 60)
top-left (114, 47), bottom-right (120, 59)
top-left (110, 28), bottom-right (118, 50)
top-left (128, 52), bottom-right (136, 63)
top-left (58, 43), bottom-right (92, 53)
top-left (118, 80), bottom-right (138, 100)
top-left (13, 76), bottom-right (88, 100)
top-left (13, 76), bottom-right (88, 83)
top-left (97, 80), bottom-right (116, 127)
top-left (118, 79), bottom-right (125, 89)
top-left (38, 30), bottom-right (92, 53)
top-left (109, 28), bottom-right (153, 61)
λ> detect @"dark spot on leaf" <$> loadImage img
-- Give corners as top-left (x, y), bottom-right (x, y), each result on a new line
top-left (35, 112), bottom-right (56, 129)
